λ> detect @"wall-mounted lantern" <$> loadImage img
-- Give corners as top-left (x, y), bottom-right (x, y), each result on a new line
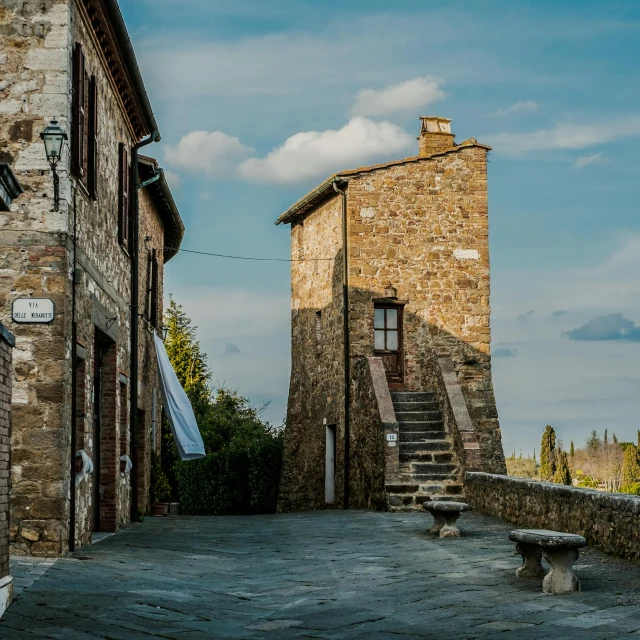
top-left (40, 120), bottom-right (67, 212)
top-left (385, 283), bottom-right (397, 299)
top-left (162, 325), bottom-right (169, 341)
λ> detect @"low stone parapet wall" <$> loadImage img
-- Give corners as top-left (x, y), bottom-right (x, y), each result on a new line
top-left (465, 472), bottom-right (640, 561)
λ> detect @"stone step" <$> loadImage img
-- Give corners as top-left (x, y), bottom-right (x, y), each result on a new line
top-left (401, 440), bottom-right (451, 452)
top-left (385, 484), bottom-right (420, 494)
top-left (391, 391), bottom-right (436, 403)
top-left (397, 472), bottom-right (459, 482)
top-left (399, 430), bottom-right (446, 442)
top-left (410, 462), bottom-right (457, 474)
top-left (400, 452), bottom-right (454, 463)
top-left (395, 410), bottom-right (442, 422)
top-left (398, 420), bottom-right (444, 430)
top-left (391, 401), bottom-right (439, 412)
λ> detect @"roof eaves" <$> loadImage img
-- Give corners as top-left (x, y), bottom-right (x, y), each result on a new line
top-left (275, 175), bottom-right (345, 226)
top-left (102, 0), bottom-right (159, 139)
top-left (138, 157), bottom-right (185, 262)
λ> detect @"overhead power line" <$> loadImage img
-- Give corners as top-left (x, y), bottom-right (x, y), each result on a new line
top-left (168, 247), bottom-right (334, 262)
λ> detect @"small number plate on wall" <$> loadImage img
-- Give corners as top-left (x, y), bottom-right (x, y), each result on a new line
top-left (386, 433), bottom-right (398, 442)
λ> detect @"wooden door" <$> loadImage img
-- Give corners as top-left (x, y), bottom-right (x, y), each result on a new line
top-left (374, 305), bottom-right (404, 383)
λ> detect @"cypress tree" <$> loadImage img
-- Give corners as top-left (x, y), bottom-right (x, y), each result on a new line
top-left (613, 433), bottom-right (618, 444)
top-left (622, 446), bottom-right (640, 487)
top-left (637, 430), bottom-right (640, 448)
top-left (604, 429), bottom-right (608, 445)
top-left (540, 425), bottom-right (557, 482)
top-left (533, 449), bottom-right (536, 463)
top-left (569, 440), bottom-right (575, 457)
top-left (553, 449), bottom-right (572, 486)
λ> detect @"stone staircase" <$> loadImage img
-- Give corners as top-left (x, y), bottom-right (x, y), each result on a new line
top-left (386, 390), bottom-right (464, 511)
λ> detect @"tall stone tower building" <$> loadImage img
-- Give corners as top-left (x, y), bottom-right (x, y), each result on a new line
top-left (277, 117), bottom-right (506, 512)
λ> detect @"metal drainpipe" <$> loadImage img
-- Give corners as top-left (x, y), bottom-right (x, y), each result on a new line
top-left (69, 183), bottom-right (78, 553)
top-left (333, 179), bottom-right (350, 509)
top-left (130, 130), bottom-right (160, 522)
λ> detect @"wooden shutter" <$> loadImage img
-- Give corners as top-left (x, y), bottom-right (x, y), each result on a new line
top-left (82, 69), bottom-right (89, 178)
top-left (88, 75), bottom-right (98, 199)
top-left (72, 44), bottom-right (86, 177)
top-left (118, 144), bottom-right (129, 249)
top-left (150, 250), bottom-right (159, 327)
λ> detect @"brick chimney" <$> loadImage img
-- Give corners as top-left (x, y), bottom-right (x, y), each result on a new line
top-left (418, 116), bottom-right (455, 156)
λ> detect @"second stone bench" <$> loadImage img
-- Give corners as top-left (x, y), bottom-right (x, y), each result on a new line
top-left (508, 528), bottom-right (587, 594)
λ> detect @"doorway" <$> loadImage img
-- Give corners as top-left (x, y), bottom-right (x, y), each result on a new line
top-left (325, 424), bottom-right (336, 504)
top-left (92, 330), bottom-right (117, 533)
top-left (374, 304), bottom-right (404, 383)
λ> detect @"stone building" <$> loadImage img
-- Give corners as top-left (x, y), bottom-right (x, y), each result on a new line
top-left (277, 117), bottom-right (506, 512)
top-left (0, 0), bottom-right (184, 554)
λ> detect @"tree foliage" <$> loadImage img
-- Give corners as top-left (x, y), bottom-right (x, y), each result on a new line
top-left (160, 298), bottom-right (284, 514)
top-left (553, 449), bottom-right (572, 485)
top-left (540, 425), bottom-right (557, 482)
top-left (621, 445), bottom-right (640, 488)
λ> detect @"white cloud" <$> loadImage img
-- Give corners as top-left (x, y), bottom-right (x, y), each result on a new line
top-left (575, 152), bottom-right (611, 168)
top-left (237, 117), bottom-right (414, 184)
top-left (163, 169), bottom-right (182, 189)
top-left (350, 76), bottom-right (445, 117)
top-left (493, 101), bottom-right (539, 117)
top-left (164, 130), bottom-right (254, 177)
top-left (488, 117), bottom-right (640, 155)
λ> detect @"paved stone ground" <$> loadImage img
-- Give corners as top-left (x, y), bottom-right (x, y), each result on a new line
top-left (1, 511), bottom-right (640, 639)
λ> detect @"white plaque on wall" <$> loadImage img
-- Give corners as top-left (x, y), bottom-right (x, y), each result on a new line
top-left (12, 298), bottom-right (55, 324)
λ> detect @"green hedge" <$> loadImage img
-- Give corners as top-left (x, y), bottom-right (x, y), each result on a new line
top-left (175, 433), bottom-right (284, 515)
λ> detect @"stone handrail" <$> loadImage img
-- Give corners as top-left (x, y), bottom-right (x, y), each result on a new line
top-left (424, 350), bottom-right (482, 473)
top-left (465, 472), bottom-right (640, 561)
top-left (367, 357), bottom-right (399, 474)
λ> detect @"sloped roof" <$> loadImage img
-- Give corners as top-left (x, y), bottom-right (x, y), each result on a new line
top-left (138, 156), bottom-right (185, 262)
top-left (275, 140), bottom-right (491, 226)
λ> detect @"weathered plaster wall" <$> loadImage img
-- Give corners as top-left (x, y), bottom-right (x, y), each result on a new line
top-left (345, 146), bottom-right (505, 473)
top-left (466, 472), bottom-right (640, 561)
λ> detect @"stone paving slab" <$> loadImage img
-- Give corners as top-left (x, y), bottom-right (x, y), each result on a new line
top-left (1, 511), bottom-right (640, 639)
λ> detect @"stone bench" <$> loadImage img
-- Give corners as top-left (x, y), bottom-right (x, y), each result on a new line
top-left (423, 501), bottom-right (470, 538)
top-left (509, 529), bottom-right (587, 594)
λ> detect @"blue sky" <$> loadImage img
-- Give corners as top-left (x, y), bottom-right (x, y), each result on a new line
top-left (123, 0), bottom-right (640, 456)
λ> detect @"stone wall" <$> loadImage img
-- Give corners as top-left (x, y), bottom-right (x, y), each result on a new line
top-left (1, 0), bottom-right (165, 554)
top-left (0, 323), bottom-right (14, 581)
top-left (348, 357), bottom-right (386, 510)
top-left (0, 322), bottom-right (14, 616)
top-left (465, 472), bottom-right (640, 561)
top-left (277, 196), bottom-right (346, 512)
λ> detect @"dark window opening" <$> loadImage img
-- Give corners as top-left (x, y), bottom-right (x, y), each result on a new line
top-left (118, 143), bottom-right (130, 251)
top-left (150, 249), bottom-right (159, 328)
top-left (72, 43), bottom-right (87, 179)
top-left (315, 310), bottom-right (322, 355)
top-left (88, 75), bottom-right (98, 199)
top-left (75, 356), bottom-right (86, 451)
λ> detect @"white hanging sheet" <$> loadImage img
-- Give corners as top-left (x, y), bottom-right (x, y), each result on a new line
top-left (75, 449), bottom-right (94, 485)
top-left (154, 333), bottom-right (206, 460)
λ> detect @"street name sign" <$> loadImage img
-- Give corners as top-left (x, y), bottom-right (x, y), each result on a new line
top-left (12, 298), bottom-right (55, 324)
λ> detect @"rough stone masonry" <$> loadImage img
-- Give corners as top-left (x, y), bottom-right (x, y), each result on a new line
top-left (0, 0), bottom-right (183, 555)
top-left (277, 117), bottom-right (506, 513)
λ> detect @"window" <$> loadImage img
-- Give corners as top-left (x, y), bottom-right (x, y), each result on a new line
top-left (374, 307), bottom-right (399, 351)
top-left (118, 143), bottom-right (130, 250)
top-left (315, 311), bottom-right (322, 355)
top-left (88, 75), bottom-right (98, 198)
top-left (72, 43), bottom-right (87, 178)
top-left (149, 249), bottom-right (159, 328)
